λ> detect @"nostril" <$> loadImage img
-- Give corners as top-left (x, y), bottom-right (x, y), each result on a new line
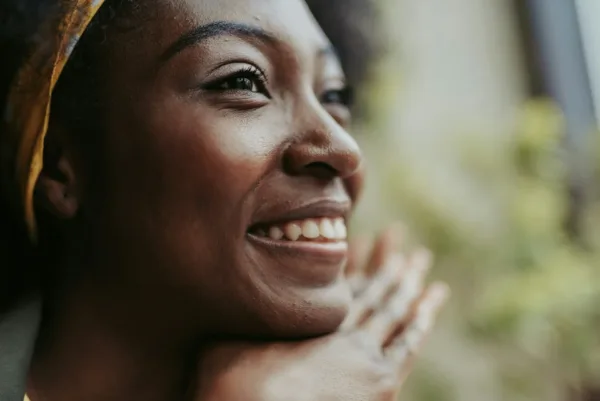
top-left (303, 162), bottom-right (338, 179)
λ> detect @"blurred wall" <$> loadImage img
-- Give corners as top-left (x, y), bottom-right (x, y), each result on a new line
top-left (362, 0), bottom-right (529, 239)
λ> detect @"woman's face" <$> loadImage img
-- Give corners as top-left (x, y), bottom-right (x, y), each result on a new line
top-left (70, 0), bottom-right (363, 338)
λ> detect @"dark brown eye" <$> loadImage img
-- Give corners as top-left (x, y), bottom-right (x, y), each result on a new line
top-left (205, 65), bottom-right (269, 96)
top-left (218, 77), bottom-right (258, 92)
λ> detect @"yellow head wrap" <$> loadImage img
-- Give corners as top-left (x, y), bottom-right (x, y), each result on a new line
top-left (2, 0), bottom-right (106, 241)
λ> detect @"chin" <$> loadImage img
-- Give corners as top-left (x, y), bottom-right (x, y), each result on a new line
top-left (262, 279), bottom-right (353, 339)
top-left (205, 270), bottom-right (353, 340)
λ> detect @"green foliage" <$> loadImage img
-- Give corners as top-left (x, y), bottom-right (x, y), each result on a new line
top-left (358, 95), bottom-right (600, 399)
top-left (467, 100), bottom-right (600, 383)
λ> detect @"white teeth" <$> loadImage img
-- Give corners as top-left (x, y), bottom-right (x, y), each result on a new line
top-left (302, 220), bottom-right (320, 239)
top-left (284, 223), bottom-right (302, 241)
top-left (269, 226), bottom-right (284, 240)
top-left (255, 218), bottom-right (347, 242)
top-left (333, 218), bottom-right (347, 240)
top-left (319, 219), bottom-right (336, 239)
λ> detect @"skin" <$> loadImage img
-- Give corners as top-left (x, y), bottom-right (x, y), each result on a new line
top-left (52, 0), bottom-right (361, 339)
top-left (193, 232), bottom-right (449, 401)
top-left (26, 1), bottom-right (448, 400)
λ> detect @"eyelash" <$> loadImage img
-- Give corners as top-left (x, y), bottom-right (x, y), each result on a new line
top-left (204, 65), bottom-right (353, 108)
top-left (205, 66), bottom-right (270, 96)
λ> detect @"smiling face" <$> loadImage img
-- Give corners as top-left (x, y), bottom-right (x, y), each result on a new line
top-left (53, 0), bottom-right (364, 339)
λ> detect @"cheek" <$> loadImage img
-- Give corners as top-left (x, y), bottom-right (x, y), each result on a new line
top-left (95, 97), bottom-right (284, 266)
top-left (150, 105), bottom-right (283, 218)
top-left (88, 90), bottom-right (304, 333)
top-left (109, 102), bottom-right (274, 205)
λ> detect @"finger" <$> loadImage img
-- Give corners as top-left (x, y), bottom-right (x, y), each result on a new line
top-left (386, 282), bottom-right (449, 385)
top-left (345, 235), bottom-right (373, 292)
top-left (363, 224), bottom-right (405, 279)
top-left (349, 224), bottom-right (406, 299)
top-left (346, 235), bottom-right (372, 277)
top-left (362, 249), bottom-right (432, 344)
top-left (340, 255), bottom-right (403, 331)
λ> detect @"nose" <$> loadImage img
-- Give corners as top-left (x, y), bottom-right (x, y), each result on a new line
top-left (283, 107), bottom-right (363, 180)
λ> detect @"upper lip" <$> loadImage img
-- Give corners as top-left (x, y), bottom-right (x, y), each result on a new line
top-left (249, 198), bottom-right (352, 228)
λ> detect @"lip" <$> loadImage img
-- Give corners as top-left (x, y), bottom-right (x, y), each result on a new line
top-left (249, 198), bottom-right (352, 228)
top-left (246, 198), bottom-right (352, 282)
top-left (246, 233), bottom-right (349, 264)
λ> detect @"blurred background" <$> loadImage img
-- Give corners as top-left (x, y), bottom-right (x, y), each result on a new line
top-left (307, 1), bottom-right (600, 400)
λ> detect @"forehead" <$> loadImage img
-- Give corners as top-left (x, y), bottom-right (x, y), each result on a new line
top-left (155, 0), bottom-right (331, 53)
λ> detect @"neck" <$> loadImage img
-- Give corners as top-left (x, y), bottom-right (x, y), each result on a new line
top-left (29, 267), bottom-right (202, 401)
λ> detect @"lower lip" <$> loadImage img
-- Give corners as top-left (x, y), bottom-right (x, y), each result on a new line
top-left (246, 233), bottom-right (349, 263)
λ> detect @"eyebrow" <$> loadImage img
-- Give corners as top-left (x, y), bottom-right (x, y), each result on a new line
top-left (160, 21), bottom-right (279, 63)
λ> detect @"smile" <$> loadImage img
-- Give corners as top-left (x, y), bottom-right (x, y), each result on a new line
top-left (250, 217), bottom-right (347, 242)
top-left (248, 217), bottom-right (348, 260)
top-left (247, 216), bottom-right (349, 267)
top-left (246, 199), bottom-right (351, 265)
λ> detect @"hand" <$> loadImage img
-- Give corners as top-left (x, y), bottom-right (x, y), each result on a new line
top-left (345, 223), bottom-right (406, 296)
top-left (191, 226), bottom-right (449, 401)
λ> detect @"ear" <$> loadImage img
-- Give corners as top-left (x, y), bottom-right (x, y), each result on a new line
top-left (35, 132), bottom-right (81, 220)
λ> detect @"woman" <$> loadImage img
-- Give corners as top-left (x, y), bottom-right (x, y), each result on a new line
top-left (0, 0), bottom-right (448, 400)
